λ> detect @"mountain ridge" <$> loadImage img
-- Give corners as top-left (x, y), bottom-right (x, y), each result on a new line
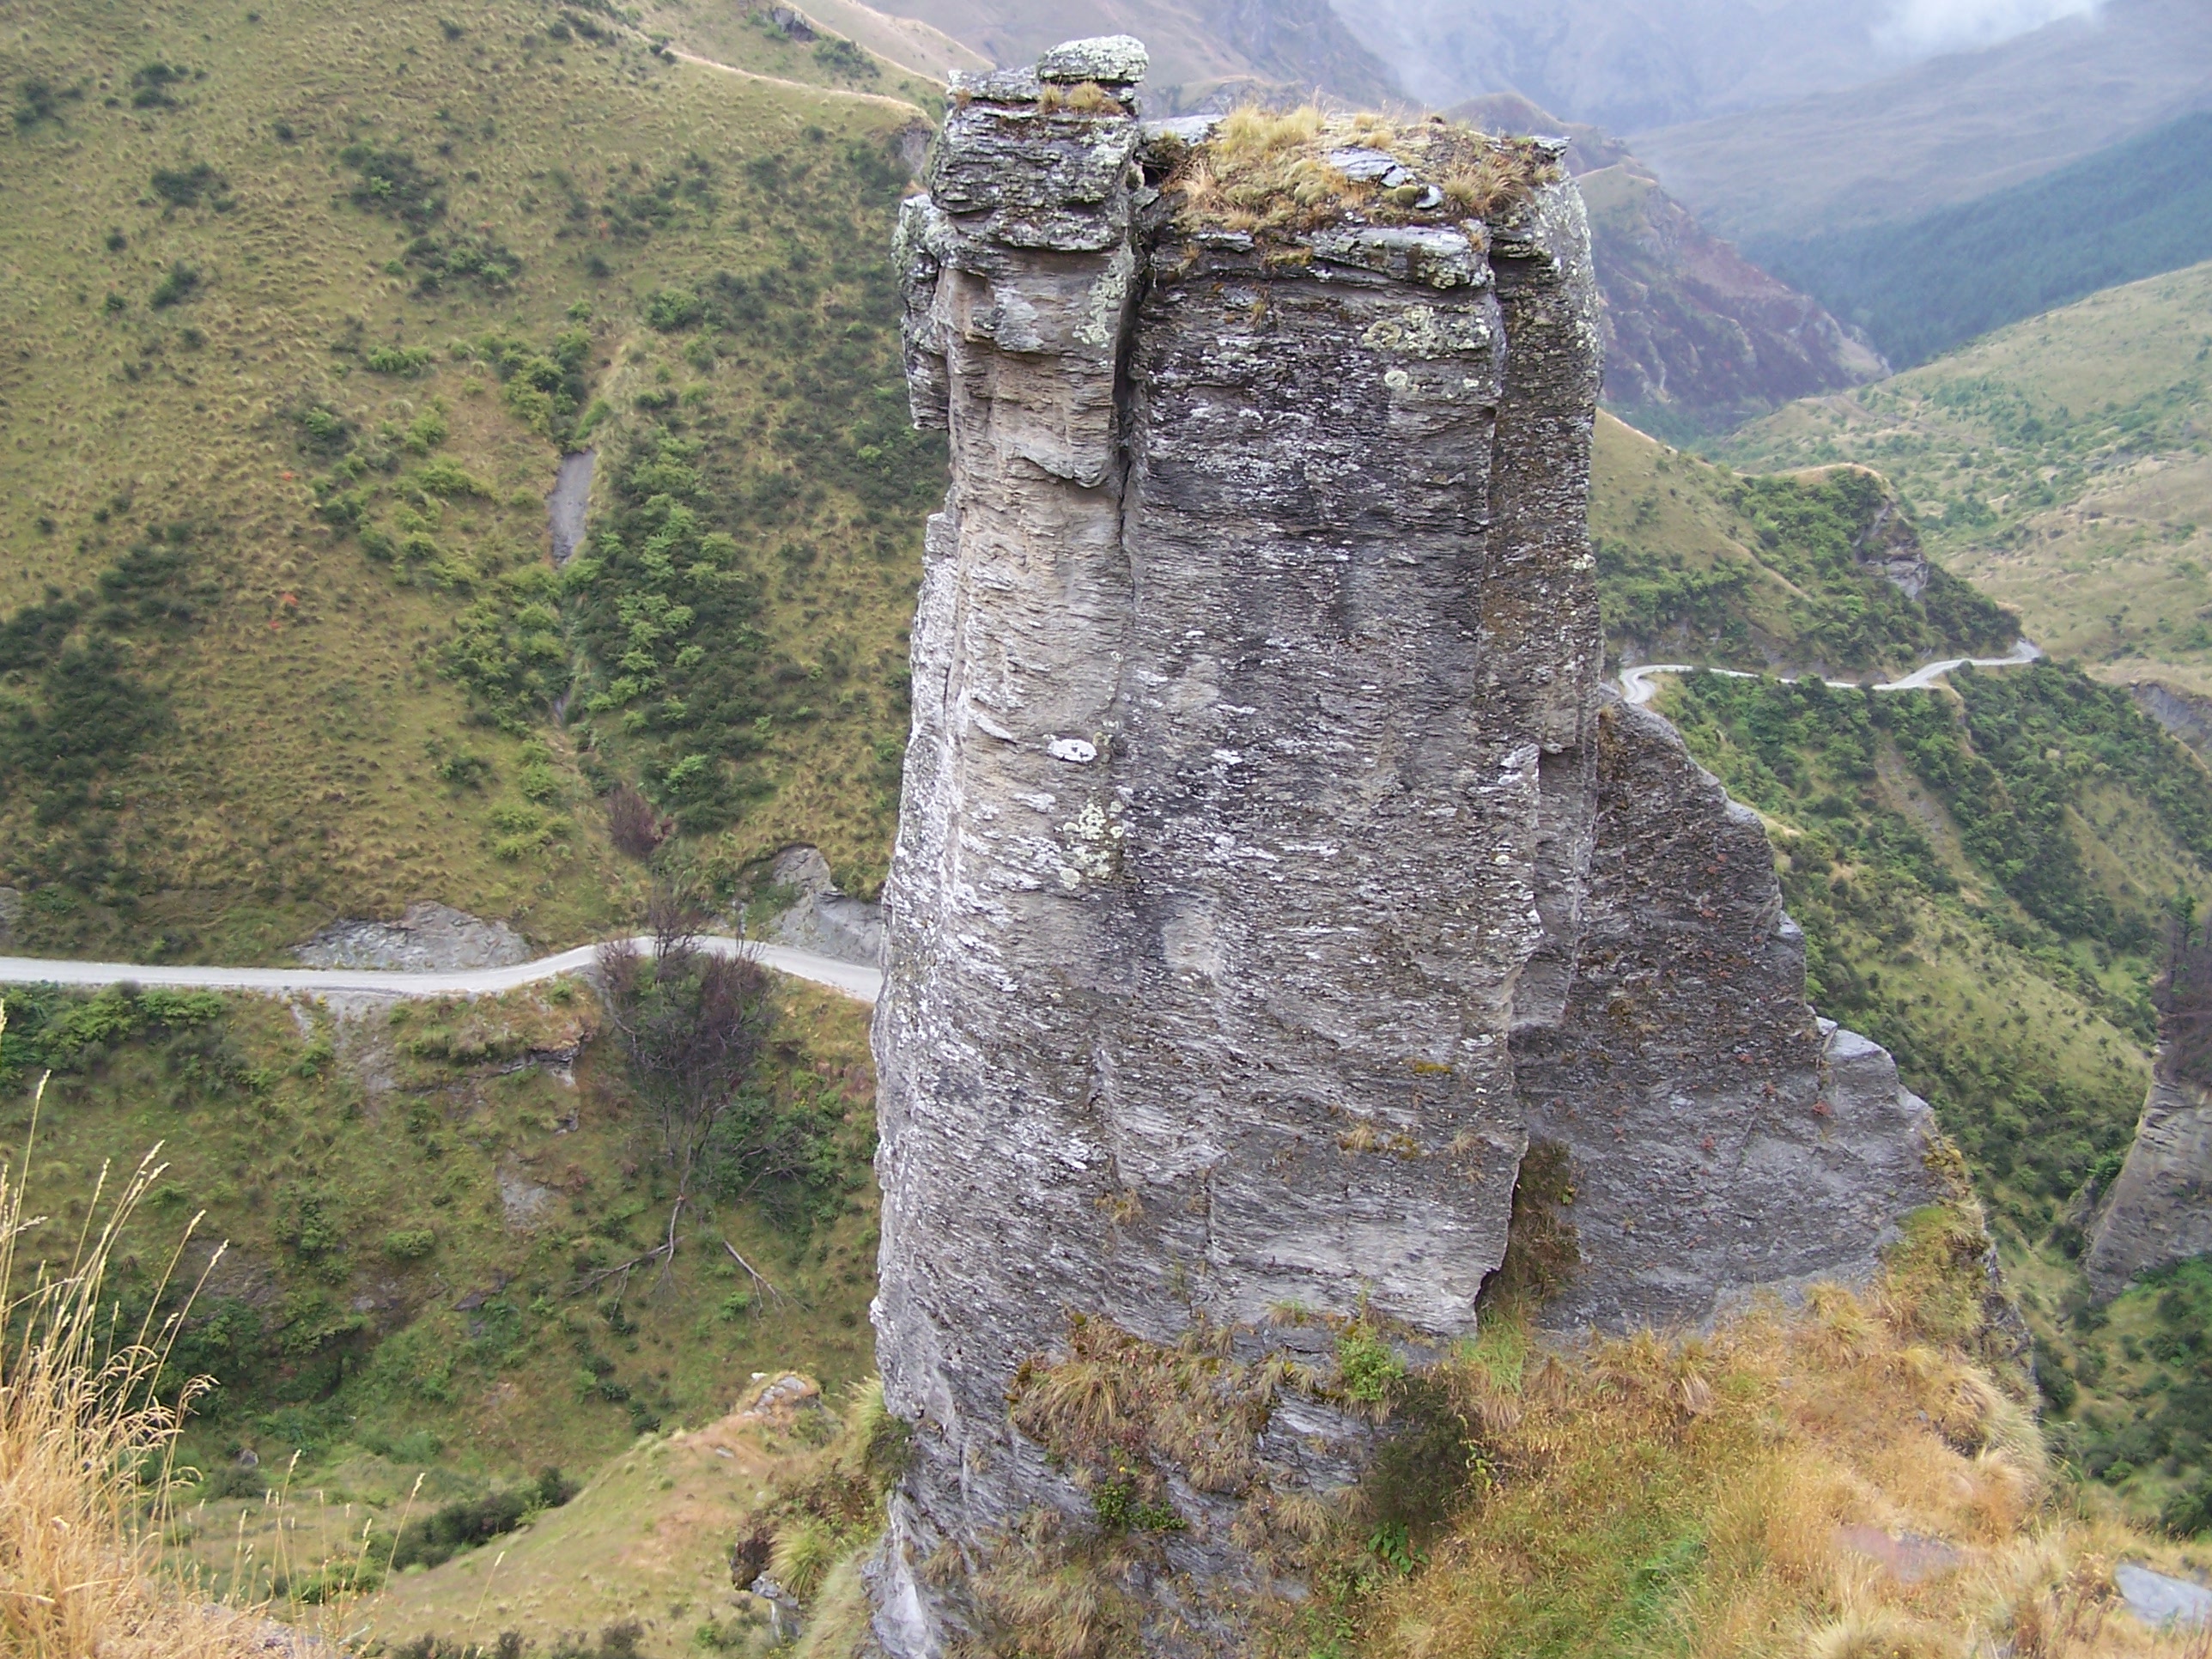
top-left (1633, 0), bottom-right (2212, 244)
top-left (1453, 93), bottom-right (1886, 436)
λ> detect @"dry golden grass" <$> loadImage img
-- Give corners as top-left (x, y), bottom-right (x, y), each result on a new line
top-left (0, 1075), bottom-right (276, 1655)
top-left (1358, 1210), bottom-right (2211, 1659)
top-left (1167, 104), bottom-right (1558, 240)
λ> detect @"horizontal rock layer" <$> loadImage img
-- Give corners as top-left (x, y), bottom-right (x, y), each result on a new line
top-left (869, 46), bottom-right (1944, 1655)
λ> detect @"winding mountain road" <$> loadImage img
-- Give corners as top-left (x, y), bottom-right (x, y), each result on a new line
top-left (1618, 639), bottom-right (2043, 707)
top-left (0, 645), bottom-right (2050, 1012)
top-left (0, 937), bottom-right (883, 1006)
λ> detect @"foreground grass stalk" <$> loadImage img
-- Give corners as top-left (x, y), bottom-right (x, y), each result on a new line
top-left (0, 1010), bottom-right (369, 1656)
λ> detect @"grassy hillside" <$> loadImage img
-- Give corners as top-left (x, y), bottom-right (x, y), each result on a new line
top-left (1654, 660), bottom-right (2212, 1528)
top-left (0, 966), bottom-right (879, 1649)
top-left (1590, 412), bottom-right (2014, 674)
top-left (0, 973), bottom-right (880, 1465)
top-left (0, 0), bottom-right (939, 963)
top-left (1757, 112), bottom-right (2212, 371)
top-left (1720, 262), bottom-right (2212, 694)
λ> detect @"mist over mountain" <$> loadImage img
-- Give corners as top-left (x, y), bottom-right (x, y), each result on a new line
top-left (1881, 0), bottom-right (2101, 54)
top-left (1636, 0), bottom-right (2212, 242)
top-left (1324, 0), bottom-right (2102, 130)
top-left (845, 0), bottom-right (1402, 106)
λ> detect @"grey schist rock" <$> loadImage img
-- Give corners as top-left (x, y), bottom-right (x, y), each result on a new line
top-left (869, 40), bottom-right (1948, 1653)
top-left (2085, 1066), bottom-right (2212, 1299)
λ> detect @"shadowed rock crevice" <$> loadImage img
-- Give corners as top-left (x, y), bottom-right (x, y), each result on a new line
top-left (866, 42), bottom-right (1948, 1654)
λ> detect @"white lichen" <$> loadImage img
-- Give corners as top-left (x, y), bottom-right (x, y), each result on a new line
top-left (1055, 797), bottom-right (1128, 887)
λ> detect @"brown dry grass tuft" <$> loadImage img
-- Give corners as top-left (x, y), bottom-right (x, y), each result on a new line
top-left (1007, 1314), bottom-right (1322, 1510)
top-left (1166, 104), bottom-right (1559, 241)
top-left (0, 1068), bottom-right (272, 1656)
top-left (1356, 1201), bottom-right (2212, 1659)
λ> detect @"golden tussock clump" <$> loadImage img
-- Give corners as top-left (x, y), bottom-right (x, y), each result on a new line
top-left (1358, 1203), bottom-right (2212, 1659)
top-left (0, 1083), bottom-right (280, 1656)
top-left (1165, 104), bottom-right (1560, 242)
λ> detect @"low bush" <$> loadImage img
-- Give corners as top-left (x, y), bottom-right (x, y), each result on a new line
top-left (149, 261), bottom-right (200, 307)
top-left (363, 343), bottom-right (434, 376)
top-left (338, 143), bottom-right (444, 226)
top-left (149, 161), bottom-right (223, 207)
top-left (384, 1468), bottom-right (578, 1570)
top-left (604, 782), bottom-right (666, 859)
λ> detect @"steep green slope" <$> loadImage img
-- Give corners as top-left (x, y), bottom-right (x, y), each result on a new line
top-left (1658, 661), bottom-right (2212, 1523)
top-left (1756, 112), bottom-right (2212, 371)
top-left (0, 968), bottom-right (880, 1631)
top-left (1591, 412), bottom-right (2014, 674)
top-left (1720, 262), bottom-right (2212, 695)
top-left (0, 0), bottom-right (938, 963)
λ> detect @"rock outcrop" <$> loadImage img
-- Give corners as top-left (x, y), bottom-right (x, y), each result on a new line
top-left (763, 844), bottom-right (886, 966)
top-left (1514, 702), bottom-right (1947, 1331)
top-left (2085, 1066), bottom-right (2212, 1299)
top-left (868, 43), bottom-right (1946, 1652)
top-left (295, 901), bottom-right (529, 971)
top-left (2131, 679), bottom-right (2212, 763)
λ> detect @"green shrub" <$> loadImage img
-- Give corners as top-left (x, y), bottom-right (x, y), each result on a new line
top-left (299, 404), bottom-right (349, 451)
top-left (1092, 1471), bottom-right (1182, 1532)
top-left (642, 287), bottom-right (703, 331)
top-left (385, 1469), bottom-right (576, 1571)
top-left (14, 76), bottom-right (82, 129)
top-left (363, 343), bottom-right (434, 376)
top-left (129, 63), bottom-right (191, 109)
top-left (148, 261), bottom-right (200, 307)
top-left (404, 230), bottom-right (520, 293)
top-left (149, 161), bottom-right (222, 207)
top-left (383, 1227), bottom-right (437, 1261)
top-left (338, 143), bottom-right (444, 226)
top-left (0, 985), bottom-right (225, 1083)
top-left (811, 37), bottom-right (878, 80)
top-left (404, 407), bottom-right (448, 452)
top-left (413, 455), bottom-right (487, 497)
top-left (1335, 1326), bottom-right (1407, 1406)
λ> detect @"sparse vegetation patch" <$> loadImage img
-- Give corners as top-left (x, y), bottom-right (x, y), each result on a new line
top-left (1166, 106), bottom-right (1559, 243)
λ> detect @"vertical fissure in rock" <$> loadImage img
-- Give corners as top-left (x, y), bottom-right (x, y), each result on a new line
top-left (869, 41), bottom-right (1956, 1654)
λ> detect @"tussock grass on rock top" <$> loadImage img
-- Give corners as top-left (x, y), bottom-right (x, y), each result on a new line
top-left (1165, 106), bottom-right (1559, 241)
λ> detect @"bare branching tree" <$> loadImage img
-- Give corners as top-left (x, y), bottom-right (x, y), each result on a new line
top-left (596, 884), bottom-right (775, 1280)
top-left (605, 783), bottom-right (670, 861)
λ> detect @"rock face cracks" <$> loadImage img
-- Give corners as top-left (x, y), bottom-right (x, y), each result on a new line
top-left (867, 41), bottom-right (1945, 1652)
top-left (2085, 1067), bottom-right (2212, 1300)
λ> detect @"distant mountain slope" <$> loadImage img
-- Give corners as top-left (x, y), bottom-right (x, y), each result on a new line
top-left (1634, 0), bottom-right (2212, 246)
top-left (1340, 0), bottom-right (1895, 131)
top-left (0, 0), bottom-right (939, 960)
top-left (1455, 94), bottom-right (1885, 436)
top-left (1590, 413), bottom-right (2012, 673)
top-left (858, 0), bottom-right (1402, 106)
top-left (1721, 261), bottom-right (2212, 696)
top-left (1579, 163), bottom-right (1886, 435)
top-left (776, 0), bottom-right (992, 81)
top-left (1757, 112), bottom-right (2212, 370)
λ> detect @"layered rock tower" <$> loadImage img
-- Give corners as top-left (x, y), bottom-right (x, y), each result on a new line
top-left (869, 38), bottom-right (1945, 1650)
top-left (2084, 1063), bottom-right (2212, 1298)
